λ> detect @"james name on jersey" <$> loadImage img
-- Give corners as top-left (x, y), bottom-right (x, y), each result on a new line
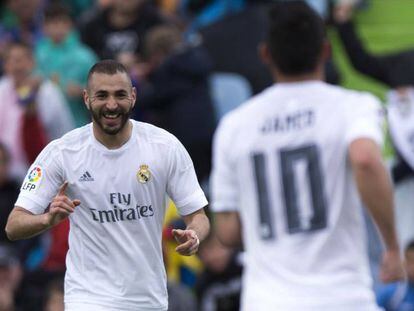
top-left (261, 108), bottom-right (314, 134)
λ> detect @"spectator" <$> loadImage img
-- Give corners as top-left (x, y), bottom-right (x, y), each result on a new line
top-left (0, 0), bottom-right (44, 46)
top-left (333, 5), bottom-right (414, 89)
top-left (0, 244), bottom-right (21, 311)
top-left (211, 2), bottom-right (404, 309)
top-left (333, 4), bottom-right (414, 184)
top-left (333, 3), bottom-right (414, 255)
top-left (138, 25), bottom-right (216, 182)
top-left (377, 240), bottom-right (414, 310)
top-left (0, 143), bottom-right (19, 246)
top-left (196, 233), bottom-right (242, 311)
top-left (35, 2), bottom-right (98, 126)
top-left (44, 277), bottom-right (64, 311)
top-left (0, 42), bottom-right (74, 180)
top-left (199, 2), bottom-right (340, 95)
top-left (79, 0), bottom-right (166, 60)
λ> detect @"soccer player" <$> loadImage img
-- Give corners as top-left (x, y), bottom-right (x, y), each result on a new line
top-left (210, 2), bottom-right (404, 311)
top-left (5, 60), bottom-right (210, 311)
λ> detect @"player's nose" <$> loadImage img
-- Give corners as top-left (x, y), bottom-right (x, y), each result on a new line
top-left (106, 95), bottom-right (118, 109)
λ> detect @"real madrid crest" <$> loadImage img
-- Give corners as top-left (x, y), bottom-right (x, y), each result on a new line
top-left (137, 164), bottom-right (151, 184)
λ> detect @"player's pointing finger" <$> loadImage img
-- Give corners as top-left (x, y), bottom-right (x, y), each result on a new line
top-left (58, 181), bottom-right (68, 196)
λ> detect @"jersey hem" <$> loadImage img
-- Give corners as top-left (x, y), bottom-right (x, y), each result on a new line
top-left (65, 298), bottom-right (167, 311)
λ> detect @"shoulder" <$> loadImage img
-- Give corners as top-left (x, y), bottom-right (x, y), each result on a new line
top-left (0, 77), bottom-right (12, 91)
top-left (133, 120), bottom-right (182, 148)
top-left (341, 88), bottom-right (383, 120)
top-left (45, 124), bottom-right (92, 155)
top-left (59, 124), bottom-right (91, 146)
top-left (324, 84), bottom-right (381, 107)
top-left (216, 88), bottom-right (271, 135)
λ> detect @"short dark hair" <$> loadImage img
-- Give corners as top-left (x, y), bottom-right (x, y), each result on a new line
top-left (87, 60), bottom-right (130, 89)
top-left (266, 1), bottom-right (325, 75)
top-left (44, 2), bottom-right (71, 22)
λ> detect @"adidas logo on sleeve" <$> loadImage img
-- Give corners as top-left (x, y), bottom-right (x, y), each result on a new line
top-left (79, 171), bottom-right (94, 182)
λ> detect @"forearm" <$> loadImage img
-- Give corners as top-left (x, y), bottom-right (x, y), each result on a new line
top-left (184, 208), bottom-right (210, 242)
top-left (353, 162), bottom-right (399, 251)
top-left (337, 21), bottom-right (390, 85)
top-left (6, 208), bottom-right (50, 241)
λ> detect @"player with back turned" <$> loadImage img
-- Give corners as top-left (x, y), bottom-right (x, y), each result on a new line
top-left (211, 2), bottom-right (405, 311)
top-left (6, 60), bottom-right (210, 311)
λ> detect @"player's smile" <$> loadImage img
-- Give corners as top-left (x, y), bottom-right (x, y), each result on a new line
top-left (101, 108), bottom-right (123, 126)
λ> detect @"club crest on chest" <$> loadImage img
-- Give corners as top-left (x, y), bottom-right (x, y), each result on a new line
top-left (137, 164), bottom-right (151, 184)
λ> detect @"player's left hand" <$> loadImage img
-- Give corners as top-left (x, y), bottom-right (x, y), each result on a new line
top-left (172, 229), bottom-right (200, 256)
top-left (380, 249), bottom-right (406, 283)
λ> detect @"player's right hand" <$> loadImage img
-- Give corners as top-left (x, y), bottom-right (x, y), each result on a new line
top-left (380, 249), bottom-right (406, 283)
top-left (45, 181), bottom-right (81, 227)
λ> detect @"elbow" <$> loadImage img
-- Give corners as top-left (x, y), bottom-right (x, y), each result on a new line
top-left (351, 153), bottom-right (378, 172)
top-left (214, 223), bottom-right (241, 248)
top-left (215, 231), bottom-right (236, 248)
top-left (5, 223), bottom-right (17, 241)
top-left (5, 218), bottom-right (21, 241)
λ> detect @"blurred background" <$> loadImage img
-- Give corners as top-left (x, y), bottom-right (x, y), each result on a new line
top-left (1, 0), bottom-right (414, 310)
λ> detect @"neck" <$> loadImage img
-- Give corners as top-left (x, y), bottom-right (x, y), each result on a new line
top-left (272, 65), bottom-right (324, 84)
top-left (12, 76), bottom-right (26, 89)
top-left (93, 120), bottom-right (133, 149)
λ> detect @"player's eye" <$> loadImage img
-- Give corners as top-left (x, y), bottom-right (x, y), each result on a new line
top-left (95, 93), bottom-right (107, 100)
top-left (115, 92), bottom-right (128, 99)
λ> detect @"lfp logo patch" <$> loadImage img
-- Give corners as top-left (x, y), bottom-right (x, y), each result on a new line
top-left (21, 166), bottom-right (43, 193)
top-left (28, 166), bottom-right (42, 182)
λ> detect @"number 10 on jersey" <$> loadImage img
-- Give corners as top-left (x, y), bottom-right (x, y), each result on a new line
top-left (252, 144), bottom-right (328, 240)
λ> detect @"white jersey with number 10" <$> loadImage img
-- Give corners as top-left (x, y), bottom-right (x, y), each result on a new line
top-left (211, 81), bottom-right (384, 311)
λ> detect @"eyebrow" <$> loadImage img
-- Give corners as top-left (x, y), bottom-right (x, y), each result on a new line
top-left (114, 90), bottom-right (128, 95)
top-left (94, 89), bottom-right (128, 95)
top-left (94, 90), bottom-right (108, 96)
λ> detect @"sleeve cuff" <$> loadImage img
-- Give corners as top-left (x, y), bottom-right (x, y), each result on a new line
top-left (175, 190), bottom-right (208, 216)
top-left (15, 195), bottom-right (49, 215)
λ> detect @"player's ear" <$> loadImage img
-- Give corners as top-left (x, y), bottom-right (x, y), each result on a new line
top-left (258, 42), bottom-right (272, 66)
top-left (321, 40), bottom-right (331, 63)
top-left (83, 89), bottom-right (90, 110)
top-left (131, 87), bottom-right (137, 108)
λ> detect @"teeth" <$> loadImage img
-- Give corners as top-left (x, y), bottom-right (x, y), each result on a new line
top-left (103, 113), bottom-right (120, 119)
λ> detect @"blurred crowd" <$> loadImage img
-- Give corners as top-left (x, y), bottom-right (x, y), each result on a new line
top-left (0, 0), bottom-right (414, 310)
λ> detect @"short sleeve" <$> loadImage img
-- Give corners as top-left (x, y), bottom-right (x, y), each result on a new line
top-left (166, 138), bottom-right (208, 216)
top-left (15, 141), bottom-right (64, 215)
top-left (345, 93), bottom-right (384, 147)
top-left (210, 116), bottom-right (239, 213)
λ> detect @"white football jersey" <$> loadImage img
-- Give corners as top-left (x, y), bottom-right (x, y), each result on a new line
top-left (211, 81), bottom-right (384, 311)
top-left (16, 120), bottom-right (208, 311)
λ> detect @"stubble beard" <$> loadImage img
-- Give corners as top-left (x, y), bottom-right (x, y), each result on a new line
top-left (89, 101), bottom-right (133, 136)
